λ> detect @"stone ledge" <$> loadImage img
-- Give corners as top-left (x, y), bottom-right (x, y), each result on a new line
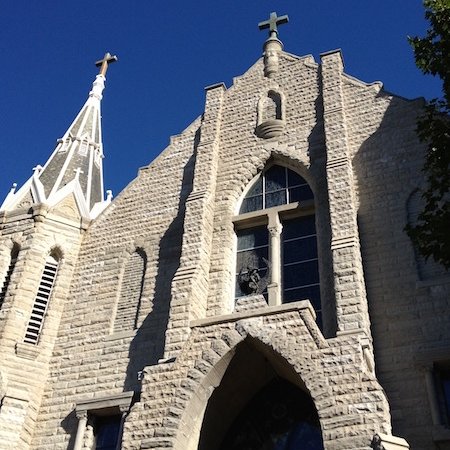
top-left (371, 433), bottom-right (409, 450)
top-left (15, 342), bottom-right (39, 360)
top-left (76, 391), bottom-right (134, 415)
top-left (190, 300), bottom-right (315, 328)
top-left (255, 119), bottom-right (285, 139)
top-left (104, 329), bottom-right (136, 342)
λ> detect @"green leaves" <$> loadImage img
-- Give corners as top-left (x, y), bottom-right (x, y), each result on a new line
top-left (406, 0), bottom-right (450, 269)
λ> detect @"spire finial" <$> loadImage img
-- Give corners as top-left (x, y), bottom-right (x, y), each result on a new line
top-left (258, 12), bottom-right (289, 39)
top-left (95, 52), bottom-right (118, 77)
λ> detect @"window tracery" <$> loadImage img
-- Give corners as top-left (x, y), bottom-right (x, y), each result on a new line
top-left (235, 165), bottom-right (321, 324)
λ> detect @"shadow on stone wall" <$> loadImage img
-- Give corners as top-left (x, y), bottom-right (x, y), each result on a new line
top-left (123, 129), bottom-right (199, 392)
top-left (308, 88), bottom-right (336, 338)
top-left (352, 94), bottom-right (441, 447)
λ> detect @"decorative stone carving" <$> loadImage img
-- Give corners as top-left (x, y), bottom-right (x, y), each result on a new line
top-left (238, 267), bottom-right (261, 295)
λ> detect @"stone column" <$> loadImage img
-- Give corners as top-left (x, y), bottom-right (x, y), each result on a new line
top-left (73, 411), bottom-right (87, 450)
top-left (267, 212), bottom-right (282, 306)
top-left (320, 49), bottom-right (371, 336)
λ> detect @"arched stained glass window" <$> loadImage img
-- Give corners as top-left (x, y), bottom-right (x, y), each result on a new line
top-left (239, 165), bottom-right (313, 214)
top-left (235, 165), bottom-right (321, 326)
top-left (219, 378), bottom-right (324, 450)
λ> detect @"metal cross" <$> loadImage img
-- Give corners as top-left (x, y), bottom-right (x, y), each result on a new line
top-left (258, 12), bottom-right (289, 37)
top-left (95, 52), bottom-right (118, 77)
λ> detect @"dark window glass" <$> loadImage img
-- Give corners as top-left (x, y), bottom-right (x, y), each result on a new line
top-left (240, 195), bottom-right (263, 214)
top-left (287, 169), bottom-right (305, 187)
top-left (219, 378), bottom-right (324, 450)
top-left (283, 236), bottom-right (318, 264)
top-left (436, 368), bottom-right (450, 425)
top-left (95, 415), bottom-right (122, 450)
top-left (443, 373), bottom-right (450, 417)
top-left (282, 216), bottom-right (320, 316)
top-left (283, 260), bottom-right (320, 288)
top-left (289, 184), bottom-right (314, 202)
top-left (247, 177), bottom-right (263, 196)
top-left (237, 226), bottom-right (268, 251)
top-left (266, 190), bottom-right (286, 208)
top-left (236, 227), bottom-right (269, 298)
top-left (239, 166), bottom-right (314, 214)
top-left (265, 165), bottom-right (286, 192)
top-left (283, 215), bottom-right (316, 240)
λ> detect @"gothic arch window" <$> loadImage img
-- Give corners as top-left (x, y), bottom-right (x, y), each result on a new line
top-left (235, 164), bottom-right (321, 323)
top-left (114, 248), bottom-right (147, 333)
top-left (24, 250), bottom-right (60, 345)
top-left (0, 243), bottom-right (20, 310)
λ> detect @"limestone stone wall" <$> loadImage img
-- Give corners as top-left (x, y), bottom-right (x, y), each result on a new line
top-left (2, 48), bottom-right (447, 450)
top-left (0, 205), bottom-right (86, 449)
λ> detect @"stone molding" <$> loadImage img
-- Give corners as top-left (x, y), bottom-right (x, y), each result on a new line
top-left (15, 342), bottom-right (39, 360)
top-left (371, 433), bottom-right (409, 450)
top-left (76, 391), bottom-right (134, 415)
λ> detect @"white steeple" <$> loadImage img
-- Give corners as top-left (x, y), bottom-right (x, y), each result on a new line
top-left (0, 53), bottom-right (117, 220)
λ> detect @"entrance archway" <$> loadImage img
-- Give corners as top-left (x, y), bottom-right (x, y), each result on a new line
top-left (197, 338), bottom-right (323, 450)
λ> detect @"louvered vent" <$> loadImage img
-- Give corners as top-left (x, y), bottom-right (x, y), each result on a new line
top-left (24, 255), bottom-right (59, 345)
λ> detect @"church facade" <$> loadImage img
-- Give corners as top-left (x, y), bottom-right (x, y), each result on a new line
top-left (0, 13), bottom-right (449, 450)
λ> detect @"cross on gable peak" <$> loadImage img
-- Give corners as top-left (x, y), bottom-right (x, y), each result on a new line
top-left (258, 12), bottom-right (289, 37)
top-left (95, 52), bottom-right (118, 77)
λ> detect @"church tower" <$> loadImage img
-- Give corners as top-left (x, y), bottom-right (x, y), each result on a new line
top-left (0, 54), bottom-right (116, 448)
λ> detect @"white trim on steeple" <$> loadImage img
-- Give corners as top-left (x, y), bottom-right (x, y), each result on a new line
top-left (0, 57), bottom-right (115, 222)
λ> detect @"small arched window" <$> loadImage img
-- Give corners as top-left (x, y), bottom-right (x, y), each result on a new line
top-left (235, 165), bottom-right (321, 324)
top-left (114, 248), bottom-right (147, 333)
top-left (0, 243), bottom-right (20, 310)
top-left (24, 251), bottom-right (60, 345)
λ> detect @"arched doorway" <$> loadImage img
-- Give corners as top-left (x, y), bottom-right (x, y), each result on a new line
top-left (197, 339), bottom-right (323, 450)
top-left (220, 377), bottom-right (323, 450)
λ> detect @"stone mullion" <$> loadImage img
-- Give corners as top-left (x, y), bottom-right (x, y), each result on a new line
top-left (164, 83), bottom-right (225, 359)
top-left (267, 212), bottom-right (282, 306)
top-left (321, 50), bottom-right (371, 335)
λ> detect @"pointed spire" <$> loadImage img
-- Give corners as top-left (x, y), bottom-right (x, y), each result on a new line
top-left (1, 53), bottom-right (118, 220)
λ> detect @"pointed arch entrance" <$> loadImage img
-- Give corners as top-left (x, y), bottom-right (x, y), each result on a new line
top-left (197, 338), bottom-right (323, 450)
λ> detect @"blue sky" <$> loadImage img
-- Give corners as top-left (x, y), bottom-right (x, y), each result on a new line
top-left (0, 1), bottom-right (443, 201)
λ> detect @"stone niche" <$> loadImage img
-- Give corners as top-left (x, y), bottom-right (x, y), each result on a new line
top-left (255, 90), bottom-right (285, 139)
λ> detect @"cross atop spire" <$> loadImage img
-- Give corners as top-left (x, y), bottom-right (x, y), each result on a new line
top-left (95, 52), bottom-right (118, 77)
top-left (258, 12), bottom-right (289, 38)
